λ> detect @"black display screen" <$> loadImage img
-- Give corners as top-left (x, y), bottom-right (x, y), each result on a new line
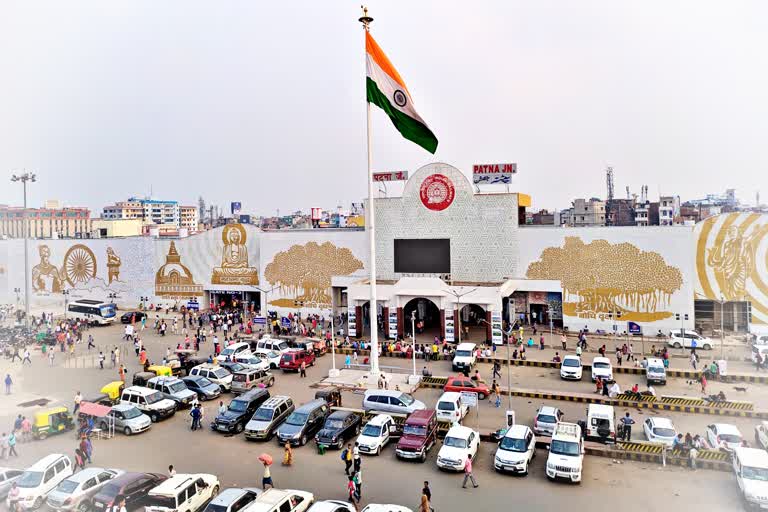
top-left (394, 239), bottom-right (450, 274)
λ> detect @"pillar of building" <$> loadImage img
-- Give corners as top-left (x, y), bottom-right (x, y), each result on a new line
top-left (440, 309), bottom-right (445, 339)
top-left (382, 306), bottom-right (389, 340)
top-left (485, 310), bottom-right (492, 342)
top-left (355, 305), bottom-right (363, 338)
top-left (397, 307), bottom-right (404, 339)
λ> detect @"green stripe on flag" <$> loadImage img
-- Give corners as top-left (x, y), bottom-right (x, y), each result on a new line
top-left (366, 77), bottom-right (438, 154)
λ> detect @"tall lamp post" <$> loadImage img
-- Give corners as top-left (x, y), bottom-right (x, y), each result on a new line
top-left (716, 296), bottom-right (725, 359)
top-left (63, 290), bottom-right (70, 320)
top-left (254, 285), bottom-right (279, 334)
top-left (11, 172), bottom-right (36, 330)
top-left (446, 287), bottom-right (477, 344)
top-left (411, 311), bottom-right (417, 377)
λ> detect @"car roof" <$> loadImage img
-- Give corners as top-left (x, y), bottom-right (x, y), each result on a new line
top-left (260, 396), bottom-right (291, 409)
top-left (439, 392), bottom-right (461, 401)
top-left (149, 474), bottom-right (214, 495)
top-left (225, 342), bottom-right (250, 349)
top-left (236, 388), bottom-right (269, 401)
top-left (445, 425), bottom-right (475, 438)
top-left (735, 447), bottom-right (768, 467)
top-left (124, 386), bottom-right (156, 395)
top-left (562, 354), bottom-right (580, 360)
top-left (209, 488), bottom-right (252, 506)
top-left (149, 376), bottom-right (180, 384)
top-left (366, 414), bottom-right (393, 426)
top-left (649, 417), bottom-right (674, 428)
top-left (364, 389), bottom-right (401, 398)
top-left (503, 424), bottom-right (530, 438)
top-left (537, 405), bottom-right (559, 415)
top-left (109, 472), bottom-right (157, 487)
top-left (307, 501), bottom-right (350, 512)
top-left (294, 399), bottom-right (327, 413)
top-left (593, 356), bottom-right (610, 363)
top-left (647, 358), bottom-right (664, 365)
top-left (712, 423), bottom-right (742, 435)
top-left (63, 467), bottom-right (112, 482)
top-left (247, 489), bottom-right (311, 508)
top-left (327, 410), bottom-right (353, 420)
top-left (456, 343), bottom-right (476, 350)
top-left (27, 454), bottom-right (67, 471)
top-left (111, 403), bottom-right (136, 412)
top-left (588, 404), bottom-right (615, 414)
top-left (405, 409), bottom-right (435, 424)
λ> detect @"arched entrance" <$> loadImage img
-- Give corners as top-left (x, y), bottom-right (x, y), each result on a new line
top-left (357, 301), bottom-right (386, 338)
top-left (458, 304), bottom-right (487, 343)
top-left (403, 298), bottom-right (441, 340)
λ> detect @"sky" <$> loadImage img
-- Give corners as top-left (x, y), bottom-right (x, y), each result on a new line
top-left (0, 1), bottom-right (767, 216)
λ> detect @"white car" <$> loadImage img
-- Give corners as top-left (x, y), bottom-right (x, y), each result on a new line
top-left (668, 329), bottom-right (713, 350)
top-left (591, 357), bottom-right (614, 382)
top-left (8, 454), bottom-right (73, 510)
top-left (559, 355), bottom-right (582, 380)
top-left (46, 468), bottom-right (122, 511)
top-left (258, 350), bottom-right (282, 369)
top-left (248, 489), bottom-right (314, 512)
top-left (707, 423), bottom-right (743, 452)
top-left (451, 343), bottom-right (477, 372)
top-left (361, 506), bottom-right (413, 512)
top-left (307, 501), bottom-right (354, 512)
top-left (494, 425), bottom-right (536, 475)
top-left (253, 338), bottom-right (292, 357)
top-left (546, 422), bottom-right (584, 484)
top-left (216, 342), bottom-right (252, 363)
top-left (189, 364), bottom-right (233, 392)
top-left (356, 414), bottom-right (397, 456)
top-left (754, 421), bottom-right (768, 450)
top-left (642, 417), bottom-right (677, 446)
top-left (234, 354), bottom-right (271, 372)
top-left (436, 425), bottom-right (480, 472)
top-left (146, 474), bottom-right (220, 512)
top-left (435, 392), bottom-right (468, 424)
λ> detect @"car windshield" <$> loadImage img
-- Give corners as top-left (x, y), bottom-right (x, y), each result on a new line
top-left (277, 342), bottom-right (289, 351)
top-left (403, 425), bottom-right (427, 436)
top-left (362, 424), bottom-right (382, 437)
top-left (537, 414), bottom-right (557, 424)
top-left (212, 369), bottom-right (229, 379)
top-left (17, 471), bottom-right (43, 488)
top-left (500, 436), bottom-right (527, 452)
top-left (325, 418), bottom-right (345, 429)
top-left (252, 408), bottom-right (274, 421)
top-left (399, 394), bottom-right (415, 406)
top-left (229, 401), bottom-right (248, 413)
top-left (169, 382), bottom-right (187, 393)
top-left (550, 440), bottom-right (580, 456)
top-left (149, 496), bottom-right (177, 509)
top-left (221, 348), bottom-right (236, 356)
top-left (281, 354), bottom-right (293, 362)
top-left (146, 392), bottom-right (164, 405)
top-left (455, 350), bottom-right (472, 357)
top-left (196, 377), bottom-right (213, 387)
top-left (56, 480), bottom-right (80, 494)
top-left (720, 433), bottom-right (742, 443)
top-left (437, 402), bottom-right (455, 411)
top-left (653, 427), bottom-right (676, 438)
top-left (743, 466), bottom-right (768, 481)
top-left (593, 362), bottom-right (611, 369)
top-left (267, 351), bottom-right (280, 358)
top-left (286, 412), bottom-right (308, 426)
top-left (443, 436), bottom-right (467, 448)
top-left (227, 363), bottom-right (245, 373)
top-left (122, 407), bottom-right (143, 419)
top-left (563, 359), bottom-right (580, 367)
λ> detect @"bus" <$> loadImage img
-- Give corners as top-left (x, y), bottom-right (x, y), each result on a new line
top-left (66, 299), bottom-right (117, 325)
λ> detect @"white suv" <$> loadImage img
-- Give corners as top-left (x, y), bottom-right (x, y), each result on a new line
top-left (559, 355), bottom-right (582, 380)
top-left (546, 422), bottom-right (583, 484)
top-left (451, 343), bottom-right (477, 372)
top-left (216, 342), bottom-right (252, 363)
top-left (189, 364), bottom-right (233, 392)
top-left (146, 474), bottom-right (220, 512)
top-left (8, 454), bottom-right (73, 510)
top-left (436, 425), bottom-right (479, 472)
top-left (494, 425), bottom-right (536, 476)
top-left (356, 414), bottom-right (397, 456)
top-left (254, 338), bottom-right (291, 357)
top-left (668, 329), bottom-right (713, 350)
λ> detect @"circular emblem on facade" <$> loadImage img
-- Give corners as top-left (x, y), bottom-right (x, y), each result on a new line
top-left (393, 90), bottom-right (407, 107)
top-left (419, 174), bottom-right (455, 211)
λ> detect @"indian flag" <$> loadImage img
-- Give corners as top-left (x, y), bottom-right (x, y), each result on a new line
top-left (366, 32), bottom-right (438, 154)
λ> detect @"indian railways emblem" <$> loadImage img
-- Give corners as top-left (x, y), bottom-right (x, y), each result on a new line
top-left (419, 174), bottom-right (455, 211)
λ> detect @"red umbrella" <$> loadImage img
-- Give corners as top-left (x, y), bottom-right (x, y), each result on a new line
top-left (258, 453), bottom-right (273, 466)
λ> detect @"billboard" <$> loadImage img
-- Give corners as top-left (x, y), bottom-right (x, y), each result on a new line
top-left (311, 208), bottom-right (322, 221)
top-left (472, 163), bottom-right (517, 185)
top-left (394, 239), bottom-right (450, 274)
top-left (231, 202), bottom-right (242, 215)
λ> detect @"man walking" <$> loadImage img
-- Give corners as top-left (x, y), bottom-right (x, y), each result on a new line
top-left (4, 374), bottom-right (12, 395)
top-left (299, 361), bottom-right (307, 379)
top-left (7, 431), bottom-right (17, 458)
top-left (492, 361), bottom-right (501, 380)
top-left (22, 348), bottom-right (31, 365)
top-left (461, 454), bottom-right (478, 488)
top-left (620, 412), bottom-right (635, 441)
top-left (190, 404), bottom-right (202, 431)
top-left (98, 351), bottom-right (105, 370)
top-left (342, 443), bottom-right (353, 476)
top-left (10, 346), bottom-right (21, 363)
top-left (74, 391), bottom-right (82, 414)
top-left (87, 335), bottom-right (95, 350)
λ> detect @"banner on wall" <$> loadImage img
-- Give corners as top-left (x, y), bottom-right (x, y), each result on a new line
top-left (348, 306), bottom-right (357, 337)
top-left (445, 309), bottom-right (455, 343)
top-left (231, 202), bottom-right (242, 215)
top-left (491, 311), bottom-right (503, 345)
top-left (388, 311), bottom-right (398, 340)
top-left (627, 321), bottom-right (642, 335)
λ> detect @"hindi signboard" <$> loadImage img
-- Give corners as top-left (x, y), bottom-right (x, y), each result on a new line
top-left (472, 163), bottom-right (517, 185)
top-left (373, 171), bottom-right (409, 182)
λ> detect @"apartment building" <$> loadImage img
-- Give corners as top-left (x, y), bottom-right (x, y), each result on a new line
top-left (102, 197), bottom-right (181, 228)
top-left (0, 203), bottom-right (91, 239)
top-left (179, 205), bottom-right (199, 232)
top-left (568, 198), bottom-right (606, 226)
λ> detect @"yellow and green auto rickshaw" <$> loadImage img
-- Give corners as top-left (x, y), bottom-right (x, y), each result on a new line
top-left (100, 381), bottom-right (125, 404)
top-left (147, 365), bottom-right (173, 377)
top-left (32, 407), bottom-right (74, 440)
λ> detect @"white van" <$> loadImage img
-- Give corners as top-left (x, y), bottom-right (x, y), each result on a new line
top-left (216, 342), bottom-right (252, 363)
top-left (7, 454), bottom-right (73, 510)
top-left (146, 474), bottom-right (220, 512)
top-left (545, 422), bottom-right (583, 484)
top-left (435, 392), bottom-right (468, 424)
top-left (253, 338), bottom-right (291, 357)
top-left (585, 404), bottom-right (615, 441)
top-left (120, 386), bottom-right (177, 423)
top-left (452, 343), bottom-right (477, 372)
top-left (646, 358), bottom-right (666, 385)
top-left (733, 447), bottom-right (768, 509)
top-left (356, 414), bottom-right (398, 456)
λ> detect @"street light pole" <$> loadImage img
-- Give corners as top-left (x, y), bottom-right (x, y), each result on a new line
top-left (330, 288), bottom-right (336, 371)
top-left (11, 172), bottom-right (36, 330)
top-left (719, 296), bottom-right (725, 359)
top-left (446, 287), bottom-right (477, 344)
top-left (507, 304), bottom-right (514, 410)
top-left (411, 311), bottom-right (417, 377)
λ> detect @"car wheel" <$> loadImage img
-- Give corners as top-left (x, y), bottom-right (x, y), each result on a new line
top-left (78, 501), bottom-right (91, 512)
top-left (419, 452), bottom-right (427, 463)
top-left (124, 426), bottom-right (132, 436)
top-left (300, 435), bottom-right (308, 446)
top-left (376, 446), bottom-right (381, 456)
top-left (673, 342), bottom-right (681, 348)
top-left (703, 344), bottom-right (711, 350)
top-left (478, 393), bottom-right (486, 400)
top-left (33, 497), bottom-right (43, 510)
top-left (268, 378), bottom-right (275, 387)
top-left (211, 486), bottom-right (219, 496)
top-left (235, 422), bottom-right (244, 433)
top-left (150, 412), bottom-right (159, 423)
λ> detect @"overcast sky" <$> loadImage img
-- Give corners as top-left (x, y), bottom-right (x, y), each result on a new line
top-left (1, 1), bottom-right (766, 216)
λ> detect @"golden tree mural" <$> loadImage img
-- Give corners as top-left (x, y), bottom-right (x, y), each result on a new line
top-left (264, 242), bottom-right (364, 307)
top-left (526, 237), bottom-right (683, 321)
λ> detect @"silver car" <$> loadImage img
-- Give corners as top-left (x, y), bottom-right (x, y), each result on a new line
top-left (46, 468), bottom-right (122, 511)
top-left (98, 404), bottom-right (152, 436)
top-left (0, 468), bottom-right (23, 499)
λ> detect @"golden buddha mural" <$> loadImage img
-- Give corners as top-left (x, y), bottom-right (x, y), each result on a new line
top-left (211, 224), bottom-right (259, 285)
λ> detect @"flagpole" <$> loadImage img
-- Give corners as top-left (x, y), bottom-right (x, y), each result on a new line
top-left (360, 6), bottom-right (379, 376)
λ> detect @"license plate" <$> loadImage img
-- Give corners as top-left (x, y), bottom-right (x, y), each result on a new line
top-left (95, 504), bottom-right (104, 508)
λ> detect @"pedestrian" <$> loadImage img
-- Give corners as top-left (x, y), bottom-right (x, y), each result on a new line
top-left (190, 404), bottom-right (202, 431)
top-left (282, 442), bottom-right (293, 466)
top-left (461, 454), bottom-right (478, 488)
top-left (347, 475), bottom-right (360, 512)
top-left (616, 348), bottom-right (622, 366)
top-left (539, 335), bottom-right (545, 350)
top-left (561, 334), bottom-right (567, 350)
top-left (262, 460), bottom-right (273, 490)
top-left (342, 443), bottom-right (353, 475)
top-left (353, 442), bottom-right (361, 472)
top-left (80, 435), bottom-right (93, 464)
top-left (74, 391), bottom-right (82, 414)
top-left (595, 377), bottom-right (603, 394)
top-left (118, 365), bottom-right (126, 383)
top-left (74, 449), bottom-right (85, 471)
top-left (98, 351), bottom-right (105, 370)
top-left (690, 351), bottom-right (697, 370)
top-left (110, 350), bottom-right (116, 369)
top-left (115, 496), bottom-right (127, 512)
top-left (419, 492), bottom-right (431, 512)
top-left (0, 433), bottom-right (7, 459)
top-left (87, 335), bottom-right (95, 350)
top-left (4, 374), bottom-right (11, 395)
top-left (756, 352), bottom-right (763, 372)
top-left (492, 380), bottom-right (501, 408)
top-left (345, 354), bottom-right (351, 368)
top-left (48, 350), bottom-right (55, 366)
top-left (619, 412), bottom-right (635, 441)
top-left (700, 373), bottom-right (707, 394)
top-left (10, 346), bottom-right (21, 363)
top-left (218, 401), bottom-right (227, 416)
top-left (299, 361), bottom-right (307, 378)
top-left (7, 431), bottom-right (17, 457)
top-left (21, 417), bottom-right (31, 442)
top-left (492, 361), bottom-right (501, 380)
top-left (353, 468), bottom-right (362, 498)
top-left (168, 465), bottom-right (176, 476)
top-left (22, 348), bottom-right (31, 365)
top-left (422, 481), bottom-right (431, 503)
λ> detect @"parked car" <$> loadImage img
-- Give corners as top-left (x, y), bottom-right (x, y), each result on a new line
top-left (276, 399), bottom-right (329, 446)
top-left (245, 396), bottom-right (295, 441)
top-left (645, 358), bottom-right (667, 385)
top-left (356, 414), bottom-right (398, 456)
top-left (533, 405), bottom-right (563, 436)
top-left (231, 368), bottom-right (274, 394)
top-left (216, 342), bottom-right (253, 363)
top-left (545, 422), bottom-right (584, 484)
top-left (0, 468), bottom-right (23, 500)
top-left (314, 387), bottom-right (342, 408)
top-left (7, 454), bottom-right (73, 510)
top-left (362, 390), bottom-right (426, 416)
top-left (145, 474), bottom-right (220, 512)
top-left (435, 392), bottom-right (468, 424)
top-left (395, 410), bottom-right (438, 462)
top-left (642, 417), bottom-right (677, 446)
top-left (247, 489), bottom-right (314, 512)
top-left (202, 487), bottom-right (261, 512)
top-left (91, 473), bottom-right (165, 512)
top-left (99, 403), bottom-right (152, 436)
top-left (189, 365), bottom-right (233, 392)
top-left (233, 354), bottom-right (270, 373)
top-left (442, 377), bottom-right (489, 400)
top-left (306, 501), bottom-right (354, 512)
top-left (145, 376), bottom-right (197, 408)
top-left (754, 421), bottom-right (768, 450)
top-left (559, 355), bottom-right (583, 380)
top-left (219, 362), bottom-right (247, 375)
top-left (436, 425), bottom-right (480, 472)
top-left (707, 423), bottom-right (743, 452)
top-left (668, 329), bottom-right (713, 350)
top-left (253, 338), bottom-right (291, 358)
top-left (279, 349), bottom-right (316, 372)
top-left (451, 343), bottom-right (477, 372)
top-left (494, 424), bottom-right (536, 475)
top-left (182, 376), bottom-right (222, 401)
top-left (120, 387), bottom-right (177, 423)
top-left (46, 468), bottom-right (122, 511)
top-left (259, 350), bottom-right (283, 369)
top-left (584, 404), bottom-right (616, 442)
top-left (315, 411), bottom-right (362, 449)
top-left (212, 389), bottom-right (270, 434)
top-left (591, 357), bottom-right (614, 383)
top-left (732, 447), bottom-right (768, 510)
top-left (120, 311), bottom-right (146, 324)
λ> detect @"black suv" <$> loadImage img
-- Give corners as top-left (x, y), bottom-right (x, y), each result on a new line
top-left (212, 388), bottom-right (270, 434)
top-left (315, 410), bottom-right (362, 449)
top-left (276, 399), bottom-right (329, 446)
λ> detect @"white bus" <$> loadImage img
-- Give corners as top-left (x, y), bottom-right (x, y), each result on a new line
top-left (66, 299), bottom-right (117, 325)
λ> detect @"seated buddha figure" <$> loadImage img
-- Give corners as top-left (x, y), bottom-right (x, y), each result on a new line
top-left (211, 224), bottom-right (258, 285)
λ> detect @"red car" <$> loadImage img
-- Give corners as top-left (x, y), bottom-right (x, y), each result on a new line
top-left (279, 349), bottom-right (316, 372)
top-left (443, 376), bottom-right (490, 399)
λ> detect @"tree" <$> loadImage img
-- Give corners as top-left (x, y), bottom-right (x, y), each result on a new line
top-left (264, 242), bottom-right (363, 307)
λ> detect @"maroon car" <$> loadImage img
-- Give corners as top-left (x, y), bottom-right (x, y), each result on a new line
top-left (395, 409), bottom-right (438, 462)
top-left (90, 472), bottom-right (166, 511)
top-left (279, 349), bottom-right (316, 372)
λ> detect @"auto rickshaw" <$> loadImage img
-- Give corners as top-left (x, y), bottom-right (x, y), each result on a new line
top-left (32, 407), bottom-right (74, 440)
top-left (315, 386), bottom-right (342, 407)
top-left (132, 371), bottom-right (156, 387)
top-left (100, 381), bottom-right (125, 404)
top-left (147, 365), bottom-right (173, 377)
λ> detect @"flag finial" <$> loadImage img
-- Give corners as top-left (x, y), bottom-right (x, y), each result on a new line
top-left (359, 5), bottom-right (373, 30)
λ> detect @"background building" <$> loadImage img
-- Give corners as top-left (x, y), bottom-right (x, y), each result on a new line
top-left (568, 198), bottom-right (605, 226)
top-left (0, 201), bottom-right (91, 239)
